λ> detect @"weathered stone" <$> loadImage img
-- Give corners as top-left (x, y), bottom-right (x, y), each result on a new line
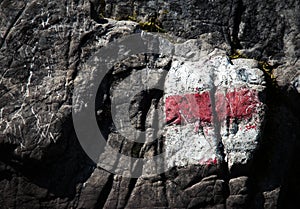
top-left (125, 178), bottom-right (168, 208)
top-left (184, 177), bottom-right (227, 209)
top-left (226, 195), bottom-right (249, 209)
top-left (229, 176), bottom-right (249, 195)
top-left (263, 188), bottom-right (280, 209)
top-left (77, 168), bottom-right (112, 209)
top-left (0, 0), bottom-right (299, 208)
top-left (163, 54), bottom-right (266, 170)
top-left (274, 60), bottom-right (300, 91)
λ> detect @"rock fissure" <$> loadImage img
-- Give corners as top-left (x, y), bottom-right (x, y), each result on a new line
top-left (209, 70), bottom-right (227, 165)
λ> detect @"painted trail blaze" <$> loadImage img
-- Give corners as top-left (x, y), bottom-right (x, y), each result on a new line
top-left (165, 88), bottom-right (260, 125)
top-left (165, 92), bottom-right (212, 124)
top-left (163, 56), bottom-right (266, 169)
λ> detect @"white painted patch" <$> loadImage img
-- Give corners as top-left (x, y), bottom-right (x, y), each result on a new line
top-left (163, 55), bottom-right (266, 170)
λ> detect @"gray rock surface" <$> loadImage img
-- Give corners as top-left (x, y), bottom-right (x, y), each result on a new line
top-left (0, 0), bottom-right (299, 209)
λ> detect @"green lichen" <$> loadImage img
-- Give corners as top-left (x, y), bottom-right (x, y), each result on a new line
top-left (138, 20), bottom-right (165, 33)
top-left (99, 0), bottom-right (106, 19)
top-left (258, 61), bottom-right (278, 88)
top-left (128, 11), bottom-right (137, 22)
top-left (103, 8), bottom-right (166, 33)
top-left (229, 50), bottom-right (247, 59)
top-left (99, 13), bottom-right (105, 19)
top-left (127, 12), bottom-right (165, 33)
top-left (162, 9), bottom-right (169, 15)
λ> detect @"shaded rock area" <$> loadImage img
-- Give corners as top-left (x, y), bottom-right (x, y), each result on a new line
top-left (0, 0), bottom-right (299, 209)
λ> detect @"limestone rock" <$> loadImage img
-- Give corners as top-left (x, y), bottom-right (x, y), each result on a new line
top-left (0, 0), bottom-right (299, 208)
top-left (163, 55), bottom-right (266, 171)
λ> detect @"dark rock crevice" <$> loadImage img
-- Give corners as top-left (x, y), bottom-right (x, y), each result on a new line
top-left (208, 70), bottom-right (227, 170)
top-left (123, 177), bottom-right (138, 209)
top-left (94, 174), bottom-right (114, 209)
top-left (229, 0), bottom-right (245, 51)
top-left (0, 2), bottom-right (27, 49)
top-left (245, 78), bottom-right (300, 209)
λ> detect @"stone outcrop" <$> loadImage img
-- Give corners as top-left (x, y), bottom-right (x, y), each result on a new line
top-left (0, 0), bottom-right (299, 208)
top-left (164, 55), bottom-right (266, 170)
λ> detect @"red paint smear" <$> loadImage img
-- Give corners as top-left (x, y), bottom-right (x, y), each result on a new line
top-left (165, 92), bottom-right (212, 124)
top-left (226, 89), bottom-right (258, 119)
top-left (194, 121), bottom-right (200, 132)
top-left (215, 92), bottom-right (228, 121)
top-left (245, 124), bottom-right (256, 130)
top-left (165, 95), bottom-right (182, 125)
top-left (165, 88), bottom-right (260, 125)
top-left (200, 157), bottom-right (218, 165)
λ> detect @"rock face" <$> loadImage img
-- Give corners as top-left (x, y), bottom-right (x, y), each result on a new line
top-left (164, 56), bottom-right (266, 170)
top-left (0, 0), bottom-right (299, 209)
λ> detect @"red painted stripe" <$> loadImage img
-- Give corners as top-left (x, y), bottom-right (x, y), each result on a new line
top-left (165, 88), bottom-right (260, 125)
top-left (200, 157), bottom-right (218, 165)
top-left (165, 92), bottom-right (212, 124)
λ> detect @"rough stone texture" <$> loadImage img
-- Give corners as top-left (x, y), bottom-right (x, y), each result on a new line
top-left (0, 0), bottom-right (299, 209)
top-left (163, 55), bottom-right (266, 170)
top-left (229, 176), bottom-right (249, 195)
top-left (226, 177), bottom-right (250, 208)
top-left (263, 188), bottom-right (281, 209)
